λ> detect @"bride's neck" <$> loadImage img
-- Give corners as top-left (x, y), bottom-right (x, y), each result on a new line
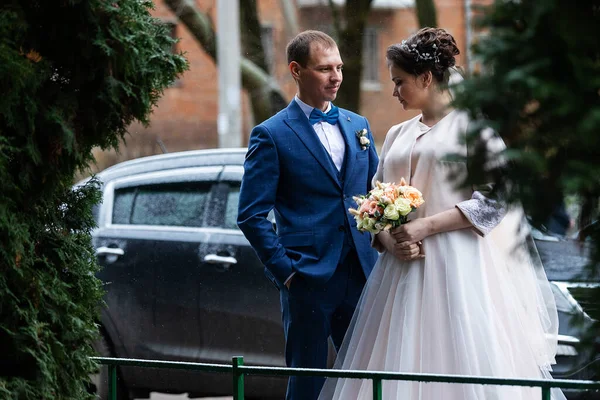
top-left (420, 90), bottom-right (453, 127)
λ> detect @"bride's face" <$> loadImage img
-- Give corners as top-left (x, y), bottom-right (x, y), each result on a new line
top-left (388, 63), bottom-right (428, 111)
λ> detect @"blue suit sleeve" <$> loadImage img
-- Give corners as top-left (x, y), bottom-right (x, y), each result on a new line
top-left (237, 125), bottom-right (293, 287)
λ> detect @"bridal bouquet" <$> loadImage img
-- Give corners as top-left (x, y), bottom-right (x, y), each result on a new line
top-left (349, 178), bottom-right (424, 234)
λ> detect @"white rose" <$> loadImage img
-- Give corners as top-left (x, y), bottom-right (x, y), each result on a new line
top-left (369, 189), bottom-right (384, 200)
top-left (359, 217), bottom-right (376, 232)
top-left (394, 197), bottom-right (412, 216)
top-left (383, 205), bottom-right (400, 221)
top-left (360, 136), bottom-right (370, 145)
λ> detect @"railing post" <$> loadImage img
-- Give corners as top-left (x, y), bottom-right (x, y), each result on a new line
top-left (372, 378), bottom-right (382, 400)
top-left (233, 356), bottom-right (245, 400)
top-left (541, 386), bottom-right (551, 400)
top-left (108, 364), bottom-right (117, 400)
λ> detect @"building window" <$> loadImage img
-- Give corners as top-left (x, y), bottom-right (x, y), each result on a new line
top-left (362, 27), bottom-right (379, 86)
top-left (261, 25), bottom-right (275, 75)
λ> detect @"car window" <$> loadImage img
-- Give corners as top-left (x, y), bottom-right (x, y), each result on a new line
top-left (113, 182), bottom-right (212, 227)
top-left (223, 183), bottom-right (240, 230)
top-left (222, 181), bottom-right (275, 231)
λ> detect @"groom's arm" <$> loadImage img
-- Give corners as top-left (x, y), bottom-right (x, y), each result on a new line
top-left (237, 124), bottom-right (294, 288)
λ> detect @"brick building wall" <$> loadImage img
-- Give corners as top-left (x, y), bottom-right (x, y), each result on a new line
top-left (360, 0), bottom-right (469, 139)
top-left (91, 0), bottom-right (475, 172)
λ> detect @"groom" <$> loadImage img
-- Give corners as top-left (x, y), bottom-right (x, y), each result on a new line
top-left (237, 30), bottom-right (379, 400)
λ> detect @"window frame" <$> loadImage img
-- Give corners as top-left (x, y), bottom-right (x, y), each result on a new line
top-left (260, 24), bottom-right (275, 75)
top-left (361, 26), bottom-right (381, 91)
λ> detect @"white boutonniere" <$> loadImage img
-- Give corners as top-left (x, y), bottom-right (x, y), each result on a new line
top-left (356, 128), bottom-right (371, 150)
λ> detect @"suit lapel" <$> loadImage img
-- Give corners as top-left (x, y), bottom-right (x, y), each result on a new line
top-left (337, 109), bottom-right (358, 189)
top-left (284, 101), bottom-right (341, 188)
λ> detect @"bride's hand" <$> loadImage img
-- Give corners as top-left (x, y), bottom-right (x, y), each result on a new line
top-left (393, 241), bottom-right (424, 261)
top-left (391, 218), bottom-right (432, 245)
top-left (379, 231), bottom-right (424, 261)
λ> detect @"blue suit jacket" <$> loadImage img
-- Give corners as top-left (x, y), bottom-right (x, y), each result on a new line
top-left (237, 100), bottom-right (379, 288)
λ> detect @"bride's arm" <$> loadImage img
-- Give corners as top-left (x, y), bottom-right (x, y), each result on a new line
top-left (391, 126), bottom-right (509, 245)
top-left (390, 208), bottom-right (473, 245)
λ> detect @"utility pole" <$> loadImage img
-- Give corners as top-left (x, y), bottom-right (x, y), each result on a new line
top-left (217, 0), bottom-right (242, 148)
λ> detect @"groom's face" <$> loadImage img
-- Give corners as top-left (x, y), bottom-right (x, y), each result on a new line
top-left (292, 43), bottom-right (343, 111)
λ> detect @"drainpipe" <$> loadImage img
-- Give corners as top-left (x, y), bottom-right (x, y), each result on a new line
top-left (217, 0), bottom-right (242, 148)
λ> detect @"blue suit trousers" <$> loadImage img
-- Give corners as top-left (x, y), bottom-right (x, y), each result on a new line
top-left (279, 247), bottom-right (366, 400)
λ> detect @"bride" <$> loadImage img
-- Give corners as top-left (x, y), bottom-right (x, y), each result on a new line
top-left (318, 27), bottom-right (565, 400)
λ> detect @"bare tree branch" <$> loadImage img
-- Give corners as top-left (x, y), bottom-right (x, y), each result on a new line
top-left (240, 0), bottom-right (268, 72)
top-left (332, 0), bottom-right (374, 111)
top-left (164, 0), bottom-right (288, 123)
top-left (165, 0), bottom-right (217, 59)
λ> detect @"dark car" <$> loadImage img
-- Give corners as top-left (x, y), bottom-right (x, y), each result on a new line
top-left (84, 148), bottom-right (287, 399)
top-left (84, 148), bottom-right (598, 399)
top-left (534, 230), bottom-right (600, 399)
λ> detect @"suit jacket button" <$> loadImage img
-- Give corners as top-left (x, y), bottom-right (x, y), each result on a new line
top-left (338, 225), bottom-right (345, 232)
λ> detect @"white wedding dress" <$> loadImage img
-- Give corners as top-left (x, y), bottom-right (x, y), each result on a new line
top-left (318, 110), bottom-right (565, 400)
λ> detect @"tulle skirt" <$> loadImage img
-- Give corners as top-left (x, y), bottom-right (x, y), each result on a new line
top-left (318, 217), bottom-right (565, 400)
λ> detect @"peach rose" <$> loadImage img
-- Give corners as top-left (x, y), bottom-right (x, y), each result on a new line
top-left (403, 187), bottom-right (424, 208)
top-left (365, 200), bottom-right (384, 216)
top-left (383, 186), bottom-right (398, 202)
top-left (359, 200), bottom-right (371, 214)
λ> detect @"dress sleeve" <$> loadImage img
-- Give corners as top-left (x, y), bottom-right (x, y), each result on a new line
top-left (456, 127), bottom-right (508, 237)
top-left (456, 190), bottom-right (506, 236)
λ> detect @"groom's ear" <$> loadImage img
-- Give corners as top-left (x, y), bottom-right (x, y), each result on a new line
top-left (289, 61), bottom-right (301, 81)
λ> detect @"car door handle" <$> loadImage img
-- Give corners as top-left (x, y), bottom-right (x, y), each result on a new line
top-left (204, 254), bottom-right (237, 265)
top-left (96, 246), bottom-right (125, 256)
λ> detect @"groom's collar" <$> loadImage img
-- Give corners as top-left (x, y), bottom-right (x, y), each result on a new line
top-left (294, 95), bottom-right (332, 120)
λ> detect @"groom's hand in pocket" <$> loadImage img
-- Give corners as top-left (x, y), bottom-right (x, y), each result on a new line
top-left (285, 276), bottom-right (293, 289)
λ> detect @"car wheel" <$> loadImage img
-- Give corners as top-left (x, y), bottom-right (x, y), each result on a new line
top-left (89, 334), bottom-right (130, 400)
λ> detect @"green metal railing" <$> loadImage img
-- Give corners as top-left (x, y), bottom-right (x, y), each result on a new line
top-left (92, 356), bottom-right (600, 400)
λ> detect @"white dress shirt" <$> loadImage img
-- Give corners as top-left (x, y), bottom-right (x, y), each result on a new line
top-left (295, 96), bottom-right (346, 171)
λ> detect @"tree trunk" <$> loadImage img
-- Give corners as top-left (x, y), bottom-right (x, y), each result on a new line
top-left (415, 0), bottom-right (438, 28)
top-left (164, 0), bottom-right (287, 123)
top-left (240, 0), bottom-right (268, 72)
top-left (330, 0), bottom-right (374, 112)
top-left (279, 0), bottom-right (299, 40)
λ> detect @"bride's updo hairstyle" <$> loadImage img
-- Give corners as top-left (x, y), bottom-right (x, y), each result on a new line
top-left (387, 27), bottom-right (460, 84)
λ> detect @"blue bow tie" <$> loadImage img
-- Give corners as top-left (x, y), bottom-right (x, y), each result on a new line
top-left (309, 105), bottom-right (339, 125)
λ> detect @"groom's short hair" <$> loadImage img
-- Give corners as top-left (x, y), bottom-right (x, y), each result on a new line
top-left (286, 30), bottom-right (337, 67)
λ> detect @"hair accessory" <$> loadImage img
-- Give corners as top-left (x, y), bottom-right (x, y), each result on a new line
top-left (400, 40), bottom-right (440, 64)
